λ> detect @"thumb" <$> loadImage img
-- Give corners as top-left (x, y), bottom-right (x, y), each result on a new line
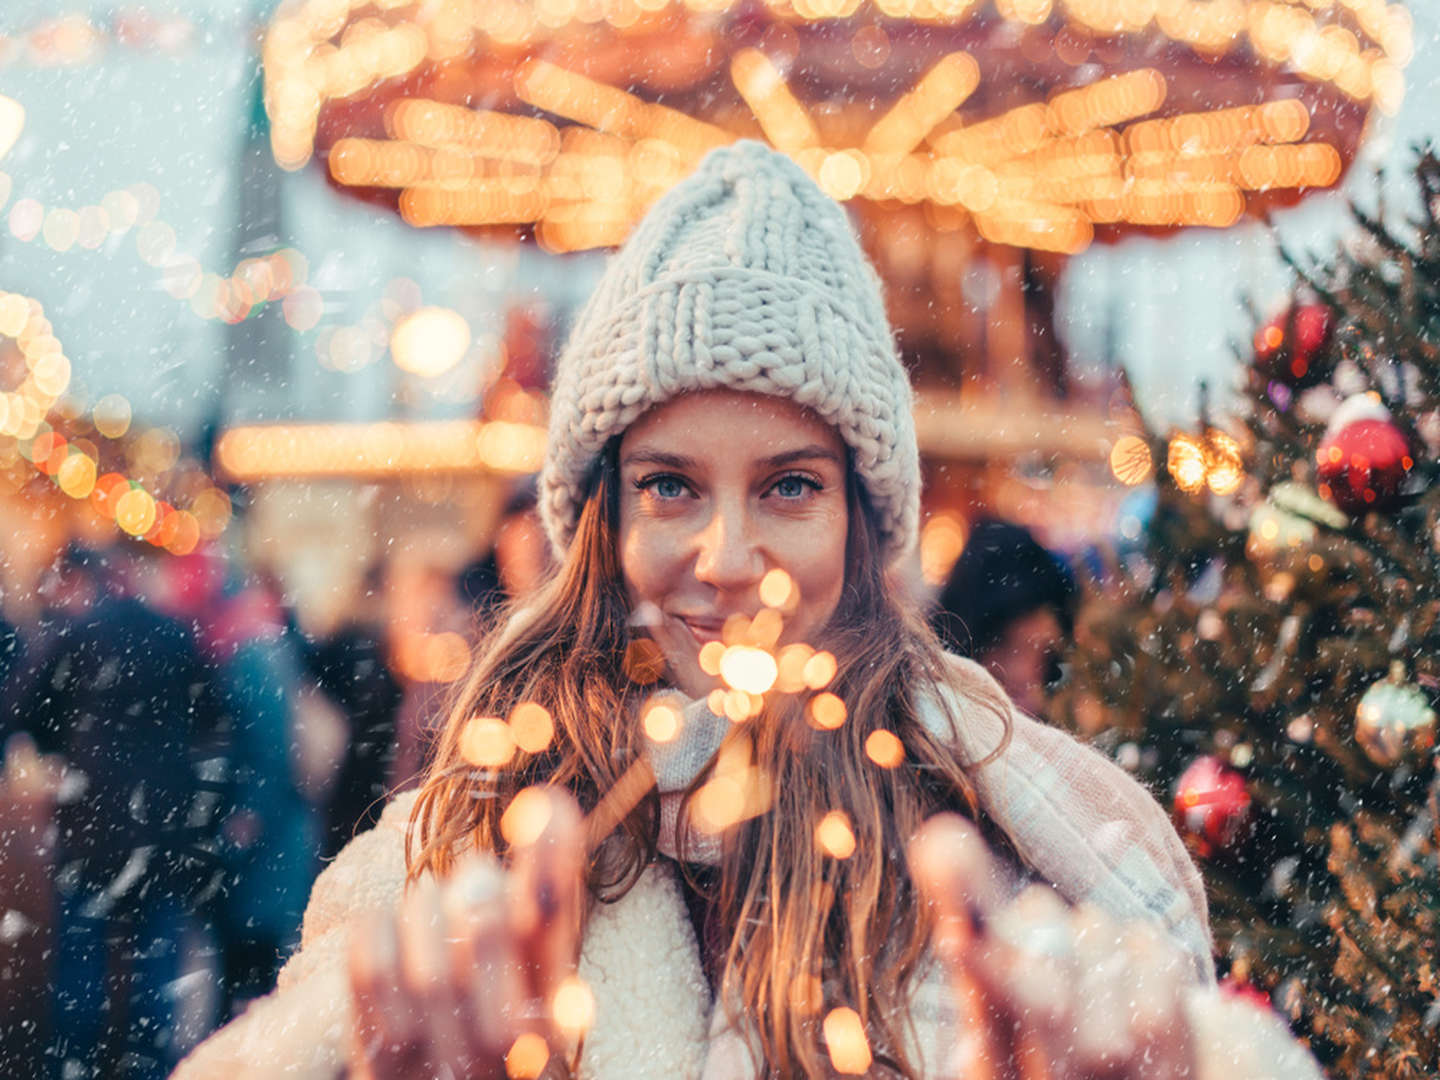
top-left (908, 813), bottom-right (1003, 962)
top-left (506, 787), bottom-right (586, 1001)
top-left (908, 814), bottom-right (1009, 1080)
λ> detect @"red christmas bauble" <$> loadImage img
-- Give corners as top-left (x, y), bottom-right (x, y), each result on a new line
top-left (1173, 755), bottom-right (1251, 858)
top-left (1316, 418), bottom-right (1413, 514)
top-left (1219, 974), bottom-right (1273, 1011)
top-left (1253, 303), bottom-right (1332, 387)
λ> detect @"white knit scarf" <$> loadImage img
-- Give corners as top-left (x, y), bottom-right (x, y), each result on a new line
top-left (642, 691), bottom-right (733, 866)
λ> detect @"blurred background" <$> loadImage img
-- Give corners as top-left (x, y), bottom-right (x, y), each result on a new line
top-left (0, 0), bottom-right (1431, 1075)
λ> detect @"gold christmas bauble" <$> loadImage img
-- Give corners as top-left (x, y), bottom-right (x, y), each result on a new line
top-left (1355, 666), bottom-right (1437, 767)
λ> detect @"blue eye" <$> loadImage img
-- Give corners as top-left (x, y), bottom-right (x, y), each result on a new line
top-left (636, 474), bottom-right (688, 499)
top-left (771, 474), bottom-right (819, 499)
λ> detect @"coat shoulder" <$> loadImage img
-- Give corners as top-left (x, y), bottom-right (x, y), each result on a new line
top-left (293, 789), bottom-right (416, 966)
top-left (938, 655), bottom-right (1215, 983)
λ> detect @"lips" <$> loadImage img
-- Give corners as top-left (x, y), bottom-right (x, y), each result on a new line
top-left (675, 615), bottom-right (727, 645)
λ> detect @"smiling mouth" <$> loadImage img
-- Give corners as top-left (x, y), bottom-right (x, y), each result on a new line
top-left (676, 616), bottom-right (726, 645)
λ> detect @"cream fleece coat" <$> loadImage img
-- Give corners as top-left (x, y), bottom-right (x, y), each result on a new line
top-left (174, 660), bottom-right (1320, 1079)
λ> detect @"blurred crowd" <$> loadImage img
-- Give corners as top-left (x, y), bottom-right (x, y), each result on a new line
top-left (0, 468), bottom-right (1080, 1080)
top-left (0, 479), bottom-right (549, 1079)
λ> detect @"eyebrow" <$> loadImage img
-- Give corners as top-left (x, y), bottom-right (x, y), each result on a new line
top-left (620, 444), bottom-right (843, 470)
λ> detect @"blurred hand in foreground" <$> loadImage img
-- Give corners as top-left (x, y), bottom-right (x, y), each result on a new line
top-left (910, 814), bottom-right (1196, 1080)
top-left (348, 789), bottom-right (586, 1080)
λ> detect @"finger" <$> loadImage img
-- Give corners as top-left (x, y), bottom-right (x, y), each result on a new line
top-left (348, 912), bottom-right (385, 1064)
top-left (508, 789), bottom-right (585, 1002)
top-left (908, 814), bottom-right (1004, 963)
top-left (400, 874), bottom-right (472, 1073)
top-left (1118, 923), bottom-right (1195, 1080)
top-left (972, 886), bottom-right (1077, 1080)
top-left (444, 856), bottom-right (523, 1065)
top-left (1069, 904), bottom-right (1139, 1075)
top-left (908, 814), bottom-right (1012, 1080)
top-left (349, 910), bottom-right (420, 1075)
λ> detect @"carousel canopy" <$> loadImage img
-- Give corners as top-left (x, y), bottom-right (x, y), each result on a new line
top-left (263, 0), bottom-right (1410, 254)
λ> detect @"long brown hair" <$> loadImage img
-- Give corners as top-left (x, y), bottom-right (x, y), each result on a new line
top-left (408, 439), bottom-right (1015, 1077)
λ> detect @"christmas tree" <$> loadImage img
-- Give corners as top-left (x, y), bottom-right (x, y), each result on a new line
top-left (1054, 149), bottom-right (1440, 1079)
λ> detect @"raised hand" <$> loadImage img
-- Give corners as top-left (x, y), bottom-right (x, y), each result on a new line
top-left (909, 813), bottom-right (1196, 1080)
top-left (348, 789), bottom-right (586, 1080)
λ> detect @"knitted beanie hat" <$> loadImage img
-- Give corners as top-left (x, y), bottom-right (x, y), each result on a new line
top-left (540, 140), bottom-right (920, 562)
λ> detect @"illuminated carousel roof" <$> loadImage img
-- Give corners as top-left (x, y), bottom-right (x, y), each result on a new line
top-left (263, 0), bottom-right (1409, 255)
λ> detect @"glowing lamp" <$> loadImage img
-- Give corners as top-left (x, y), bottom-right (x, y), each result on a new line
top-left (391, 306), bottom-right (471, 378)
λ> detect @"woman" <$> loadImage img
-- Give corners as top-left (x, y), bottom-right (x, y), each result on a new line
top-left (176, 142), bottom-right (1316, 1079)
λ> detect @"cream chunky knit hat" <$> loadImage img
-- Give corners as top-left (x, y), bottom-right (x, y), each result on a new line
top-left (540, 140), bottom-right (920, 562)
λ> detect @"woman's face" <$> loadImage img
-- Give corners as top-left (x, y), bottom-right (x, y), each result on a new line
top-left (618, 390), bottom-right (849, 699)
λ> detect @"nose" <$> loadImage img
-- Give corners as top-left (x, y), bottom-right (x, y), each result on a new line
top-left (693, 497), bottom-right (763, 594)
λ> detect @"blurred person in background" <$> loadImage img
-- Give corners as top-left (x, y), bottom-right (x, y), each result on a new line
top-left (162, 548), bottom-right (324, 1019)
top-left (455, 483), bottom-right (550, 621)
top-left (389, 487), bottom-right (551, 791)
top-left (0, 539), bottom-right (226, 1079)
top-left (0, 733), bottom-right (63, 1080)
top-left (294, 564), bottom-right (404, 861)
top-left (931, 519), bottom-right (1079, 719)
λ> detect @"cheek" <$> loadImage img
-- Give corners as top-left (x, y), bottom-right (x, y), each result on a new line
top-left (778, 507), bottom-right (848, 637)
top-left (618, 516), bottom-right (682, 607)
